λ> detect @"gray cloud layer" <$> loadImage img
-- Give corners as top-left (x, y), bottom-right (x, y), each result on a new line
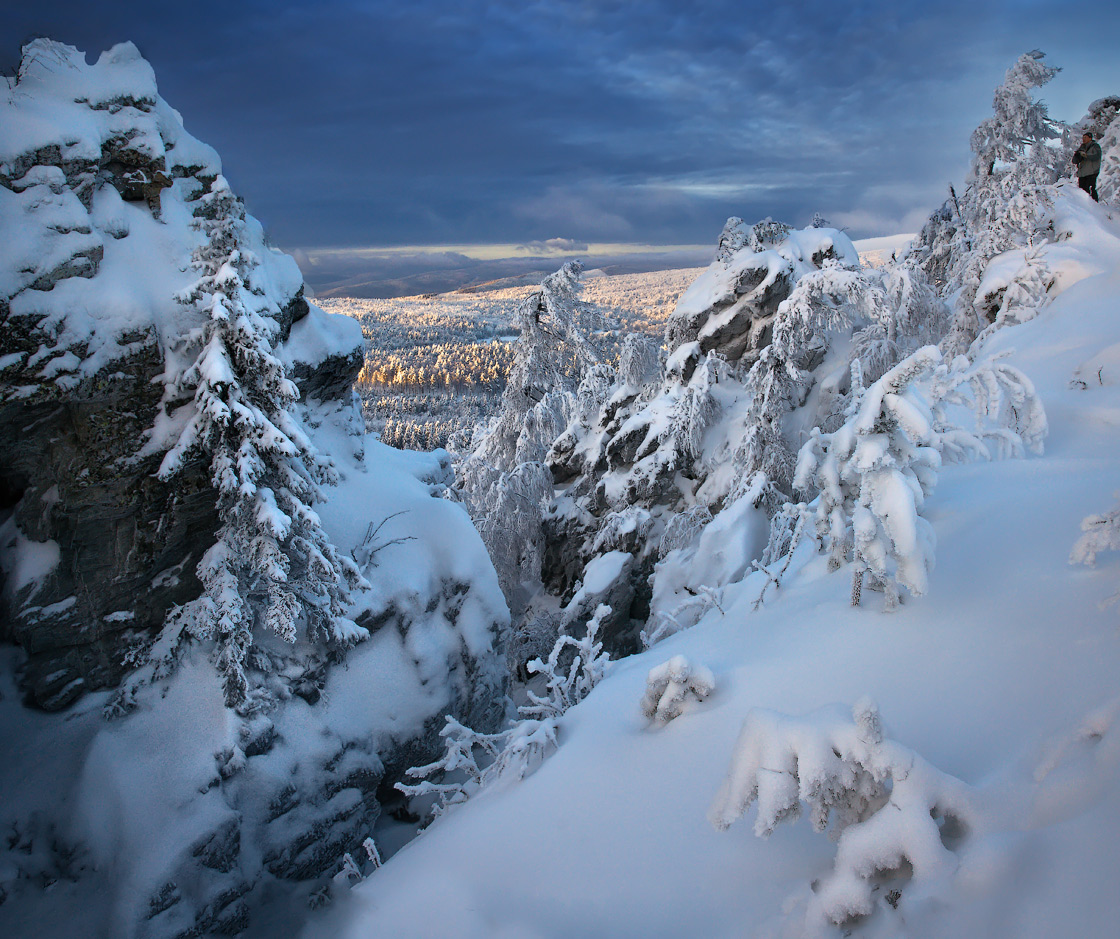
top-left (7, 1), bottom-right (1119, 249)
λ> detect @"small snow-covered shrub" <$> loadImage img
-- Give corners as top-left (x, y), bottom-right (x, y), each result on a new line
top-left (640, 656), bottom-right (715, 723)
top-left (710, 699), bottom-right (976, 929)
top-left (1070, 492), bottom-right (1120, 613)
top-left (395, 715), bottom-right (558, 819)
top-left (1071, 494), bottom-right (1120, 565)
top-left (520, 604), bottom-right (611, 720)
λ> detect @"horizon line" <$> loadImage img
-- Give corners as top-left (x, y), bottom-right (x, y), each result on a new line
top-left (284, 233), bottom-right (914, 263)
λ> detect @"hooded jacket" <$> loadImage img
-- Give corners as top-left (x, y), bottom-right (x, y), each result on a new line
top-left (1075, 139), bottom-right (1102, 178)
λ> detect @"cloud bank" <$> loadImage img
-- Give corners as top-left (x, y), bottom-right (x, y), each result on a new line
top-left (7, 1), bottom-right (1119, 251)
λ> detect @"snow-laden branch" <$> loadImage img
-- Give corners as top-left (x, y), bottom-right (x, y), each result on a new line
top-left (710, 699), bottom-right (976, 929)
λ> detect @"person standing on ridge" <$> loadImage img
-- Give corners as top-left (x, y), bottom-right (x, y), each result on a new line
top-left (1073, 132), bottom-right (1102, 202)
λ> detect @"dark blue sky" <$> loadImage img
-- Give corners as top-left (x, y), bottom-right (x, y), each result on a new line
top-left (7, 1), bottom-right (1120, 253)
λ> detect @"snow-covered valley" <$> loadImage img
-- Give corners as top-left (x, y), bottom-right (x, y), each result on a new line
top-left (2, 37), bottom-right (1120, 939)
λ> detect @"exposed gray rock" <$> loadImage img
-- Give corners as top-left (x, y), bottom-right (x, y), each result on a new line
top-left (0, 336), bottom-right (218, 709)
top-left (562, 551), bottom-right (639, 656)
top-left (191, 819), bottom-right (241, 875)
top-left (287, 348), bottom-right (364, 403)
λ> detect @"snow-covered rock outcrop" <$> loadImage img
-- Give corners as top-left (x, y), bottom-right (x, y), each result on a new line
top-left (464, 218), bottom-right (906, 664)
top-left (0, 40), bottom-right (509, 938)
top-left (0, 40), bottom-right (319, 708)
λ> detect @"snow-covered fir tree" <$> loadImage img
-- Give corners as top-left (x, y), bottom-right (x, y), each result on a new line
top-left (157, 178), bottom-right (364, 705)
top-left (795, 351), bottom-right (943, 611)
top-left (970, 50), bottom-right (1064, 180)
top-left (792, 345), bottom-right (1046, 611)
top-left (729, 260), bottom-right (869, 507)
top-left (455, 261), bottom-right (608, 607)
top-left (911, 50), bottom-right (1067, 355)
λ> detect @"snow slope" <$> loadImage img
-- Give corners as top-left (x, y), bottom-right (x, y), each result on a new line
top-left (305, 189), bottom-right (1120, 938)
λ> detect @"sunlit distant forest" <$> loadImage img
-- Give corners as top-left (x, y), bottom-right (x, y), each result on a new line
top-left (320, 268), bottom-right (699, 449)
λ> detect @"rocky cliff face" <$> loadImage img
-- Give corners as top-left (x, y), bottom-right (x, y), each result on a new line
top-left (0, 42), bottom-right (372, 709)
top-left (514, 220), bottom-right (863, 660)
top-left (0, 41), bottom-right (247, 708)
top-left (0, 41), bottom-right (509, 938)
top-left (0, 340), bottom-right (218, 710)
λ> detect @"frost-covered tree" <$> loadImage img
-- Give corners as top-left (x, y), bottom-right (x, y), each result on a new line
top-left (472, 460), bottom-right (554, 602)
top-left (730, 260), bottom-right (881, 508)
top-left (792, 345), bottom-right (1046, 610)
top-left (667, 351), bottom-right (725, 461)
top-left (468, 260), bottom-right (603, 469)
top-left (796, 351), bottom-right (942, 610)
top-left (157, 178), bottom-right (364, 705)
top-left (970, 50), bottom-right (1063, 181)
top-left (616, 331), bottom-right (661, 391)
top-left (848, 263), bottom-right (950, 387)
top-left (913, 51), bottom-right (1067, 355)
top-left (457, 262), bottom-right (608, 605)
top-left (714, 216), bottom-right (749, 265)
top-left (657, 505), bottom-right (713, 558)
top-left (710, 699), bottom-right (976, 930)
